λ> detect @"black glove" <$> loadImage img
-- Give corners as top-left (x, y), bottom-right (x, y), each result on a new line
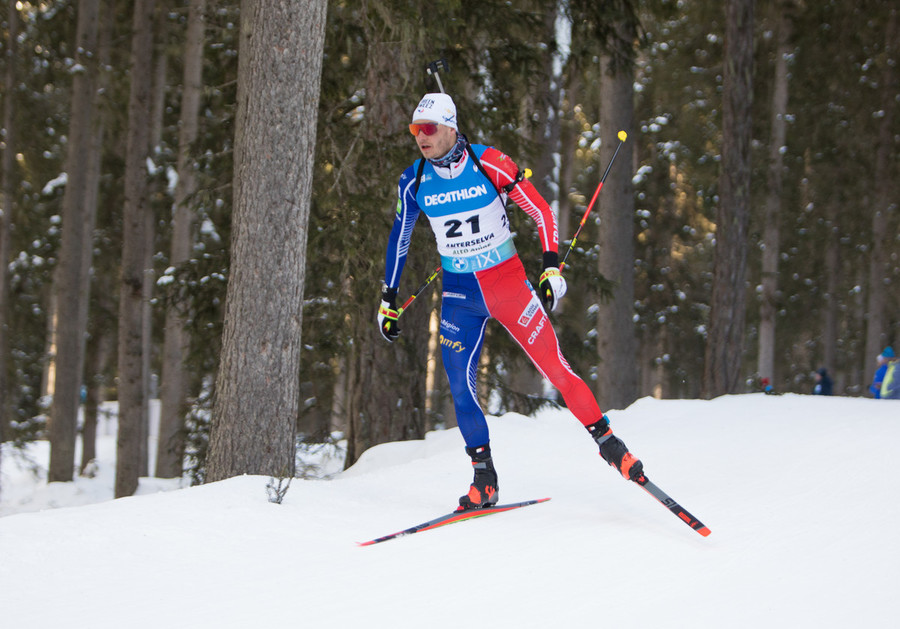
top-left (538, 251), bottom-right (567, 312)
top-left (377, 285), bottom-right (401, 342)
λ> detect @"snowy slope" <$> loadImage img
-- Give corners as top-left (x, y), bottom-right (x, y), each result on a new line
top-left (1, 394), bottom-right (899, 628)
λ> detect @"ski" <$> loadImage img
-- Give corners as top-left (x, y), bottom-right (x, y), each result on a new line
top-left (633, 473), bottom-right (711, 537)
top-left (357, 498), bottom-right (551, 546)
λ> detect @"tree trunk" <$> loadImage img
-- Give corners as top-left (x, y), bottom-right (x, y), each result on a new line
top-left (116, 0), bottom-right (156, 498)
top-left (206, 0), bottom-right (327, 482)
top-left (823, 201), bottom-right (839, 378)
top-left (0, 1), bottom-right (17, 455)
top-left (138, 10), bottom-right (169, 478)
top-left (703, 0), bottom-right (754, 397)
top-left (41, 292), bottom-right (57, 401)
top-left (758, 4), bottom-right (791, 385)
top-left (347, 310), bottom-right (429, 466)
top-left (501, 2), bottom-right (567, 412)
top-left (79, 0), bottom-right (112, 475)
top-left (557, 69), bottom-right (577, 260)
top-left (534, 2), bottom-right (564, 212)
top-left (0, 2), bottom-right (17, 503)
top-left (595, 27), bottom-right (638, 411)
top-left (157, 0), bottom-right (206, 479)
top-left (80, 325), bottom-right (111, 474)
top-left (863, 6), bottom-right (897, 385)
top-left (341, 12), bottom-right (430, 468)
top-left (48, 0), bottom-right (100, 483)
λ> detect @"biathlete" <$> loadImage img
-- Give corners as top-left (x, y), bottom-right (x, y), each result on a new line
top-left (377, 92), bottom-right (643, 510)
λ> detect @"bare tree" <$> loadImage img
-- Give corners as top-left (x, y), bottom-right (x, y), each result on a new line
top-left (157, 0), bottom-right (206, 479)
top-left (116, 0), bottom-right (156, 498)
top-left (595, 18), bottom-right (638, 410)
top-left (499, 5), bottom-right (564, 413)
top-left (757, 2), bottom-right (792, 386)
top-left (0, 1), bottom-right (18, 497)
top-left (81, 316), bottom-right (112, 474)
top-left (206, 0), bottom-right (327, 482)
top-left (77, 0), bottom-right (113, 474)
top-left (703, 0), bottom-right (754, 397)
top-left (339, 15), bottom-right (430, 467)
top-left (822, 198), bottom-right (840, 379)
top-left (863, 6), bottom-right (898, 385)
top-left (48, 0), bottom-right (101, 483)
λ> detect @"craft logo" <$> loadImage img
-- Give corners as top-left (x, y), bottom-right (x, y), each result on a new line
top-left (527, 314), bottom-right (546, 345)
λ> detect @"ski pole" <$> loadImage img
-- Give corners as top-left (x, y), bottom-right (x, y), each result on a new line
top-left (559, 130), bottom-right (628, 272)
top-left (397, 265), bottom-right (443, 318)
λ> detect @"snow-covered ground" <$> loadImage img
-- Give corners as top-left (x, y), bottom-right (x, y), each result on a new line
top-left (2, 394), bottom-right (898, 628)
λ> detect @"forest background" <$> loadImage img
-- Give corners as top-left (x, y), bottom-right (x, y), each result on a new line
top-left (0, 0), bottom-right (897, 496)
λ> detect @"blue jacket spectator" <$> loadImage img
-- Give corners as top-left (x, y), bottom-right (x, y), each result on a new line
top-left (813, 367), bottom-right (833, 396)
top-left (869, 347), bottom-right (895, 399)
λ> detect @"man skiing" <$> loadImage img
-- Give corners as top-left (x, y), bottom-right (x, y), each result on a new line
top-left (378, 92), bottom-right (642, 510)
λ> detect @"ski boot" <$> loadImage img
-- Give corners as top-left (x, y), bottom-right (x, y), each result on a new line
top-left (457, 444), bottom-right (499, 511)
top-left (586, 417), bottom-right (644, 481)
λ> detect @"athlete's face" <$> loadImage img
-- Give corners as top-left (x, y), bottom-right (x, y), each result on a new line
top-left (412, 121), bottom-right (457, 160)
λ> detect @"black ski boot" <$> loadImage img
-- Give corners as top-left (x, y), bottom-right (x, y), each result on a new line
top-left (457, 444), bottom-right (499, 511)
top-left (586, 417), bottom-right (644, 481)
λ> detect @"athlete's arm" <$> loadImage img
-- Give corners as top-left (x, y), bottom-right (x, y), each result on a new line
top-left (384, 164), bottom-right (422, 289)
top-left (478, 147), bottom-right (559, 254)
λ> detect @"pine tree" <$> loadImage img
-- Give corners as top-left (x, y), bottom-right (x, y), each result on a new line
top-left (206, 0), bottom-right (327, 482)
top-left (117, 0), bottom-right (156, 498)
top-left (703, 0), bottom-right (754, 397)
top-left (48, 0), bottom-right (101, 483)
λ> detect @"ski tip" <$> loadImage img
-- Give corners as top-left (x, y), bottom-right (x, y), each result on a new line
top-left (697, 526), bottom-right (711, 537)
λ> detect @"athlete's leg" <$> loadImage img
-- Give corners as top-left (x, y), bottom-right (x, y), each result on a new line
top-left (439, 272), bottom-right (491, 447)
top-left (477, 257), bottom-right (643, 479)
top-left (476, 257), bottom-right (604, 427)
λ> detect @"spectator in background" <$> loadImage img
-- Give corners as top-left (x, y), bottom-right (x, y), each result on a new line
top-left (869, 347), bottom-right (894, 399)
top-left (877, 347), bottom-right (900, 400)
top-left (813, 367), bottom-right (833, 396)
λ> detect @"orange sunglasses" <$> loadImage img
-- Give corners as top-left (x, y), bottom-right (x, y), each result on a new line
top-left (409, 123), bottom-right (439, 136)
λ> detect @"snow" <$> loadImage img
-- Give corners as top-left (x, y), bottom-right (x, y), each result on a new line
top-left (41, 172), bottom-right (67, 195)
top-left (2, 394), bottom-right (899, 628)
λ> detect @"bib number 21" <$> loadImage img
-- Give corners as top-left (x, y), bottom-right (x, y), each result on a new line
top-left (444, 215), bottom-right (480, 238)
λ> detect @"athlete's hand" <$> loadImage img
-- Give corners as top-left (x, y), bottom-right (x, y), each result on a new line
top-left (539, 252), bottom-right (567, 312)
top-left (539, 267), bottom-right (567, 312)
top-left (377, 286), bottom-right (401, 342)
